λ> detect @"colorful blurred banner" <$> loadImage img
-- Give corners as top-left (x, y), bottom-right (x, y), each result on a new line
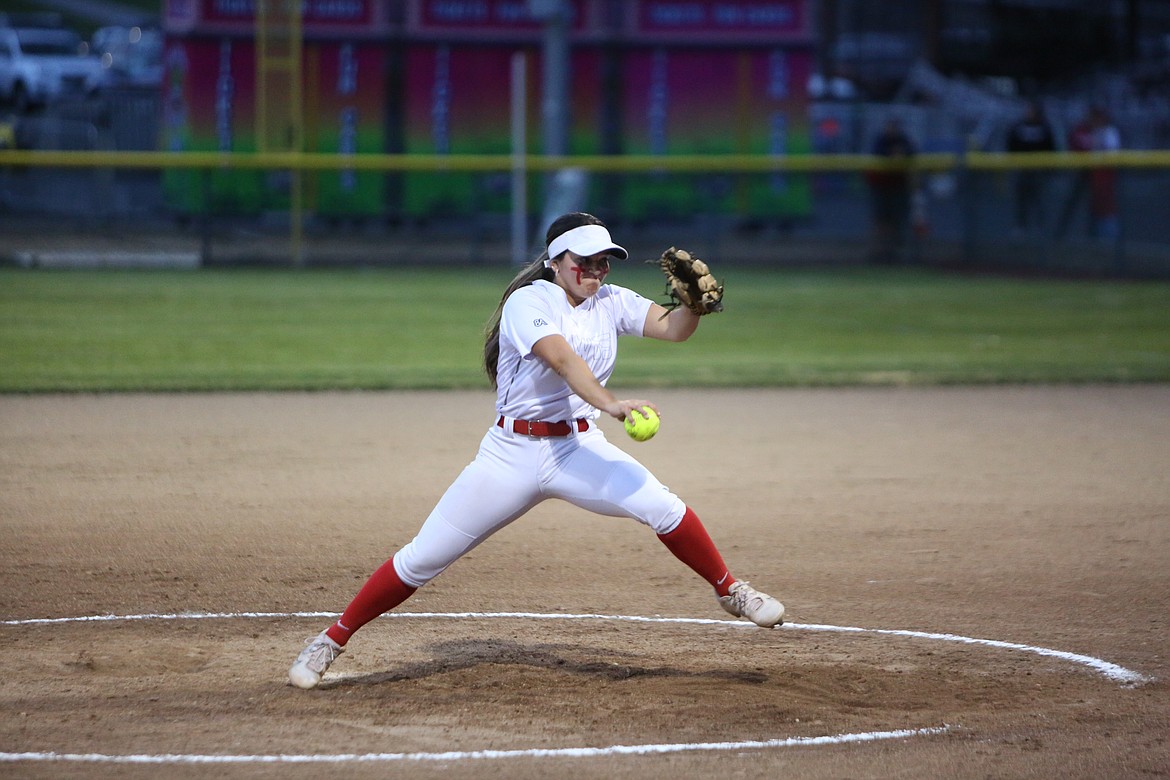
top-left (162, 0), bottom-right (390, 216)
top-left (162, 0), bottom-right (812, 221)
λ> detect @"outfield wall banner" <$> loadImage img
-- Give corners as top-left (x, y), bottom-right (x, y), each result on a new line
top-left (398, 44), bottom-right (814, 221)
top-left (619, 46), bottom-right (812, 219)
top-left (164, 0), bottom-right (391, 36)
top-left (305, 42), bottom-right (389, 216)
top-left (401, 43), bottom-right (523, 217)
top-left (405, 0), bottom-right (592, 35)
top-left (630, 0), bottom-right (811, 42)
top-left (162, 0), bottom-right (392, 216)
top-left (159, 0), bottom-right (814, 221)
top-left (400, 42), bottom-right (811, 221)
top-left (161, 39), bottom-right (387, 216)
top-left (401, 43), bottom-right (614, 217)
top-left (162, 37), bottom-right (264, 213)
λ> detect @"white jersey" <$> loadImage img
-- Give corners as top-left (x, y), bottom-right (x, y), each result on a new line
top-left (495, 279), bottom-right (652, 422)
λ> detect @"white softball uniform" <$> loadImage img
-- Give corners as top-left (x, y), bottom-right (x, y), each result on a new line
top-left (393, 280), bottom-right (686, 587)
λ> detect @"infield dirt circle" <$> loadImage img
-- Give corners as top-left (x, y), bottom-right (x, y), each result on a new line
top-left (1, 387), bottom-right (1167, 779)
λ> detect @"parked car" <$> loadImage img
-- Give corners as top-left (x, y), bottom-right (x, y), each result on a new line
top-left (90, 26), bottom-right (162, 89)
top-left (0, 25), bottom-right (108, 112)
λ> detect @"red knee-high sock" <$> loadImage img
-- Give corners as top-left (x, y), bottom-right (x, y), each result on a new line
top-left (657, 506), bottom-right (736, 597)
top-left (324, 557), bottom-right (417, 647)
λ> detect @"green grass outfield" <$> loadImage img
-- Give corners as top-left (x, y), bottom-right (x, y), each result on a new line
top-left (2, 267), bottom-right (1168, 392)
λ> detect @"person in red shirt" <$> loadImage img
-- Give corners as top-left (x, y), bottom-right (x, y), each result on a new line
top-left (1055, 109), bottom-right (1100, 240)
top-left (865, 118), bottom-right (917, 264)
top-left (1087, 107), bottom-right (1121, 240)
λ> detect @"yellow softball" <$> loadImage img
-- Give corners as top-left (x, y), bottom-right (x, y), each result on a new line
top-left (624, 407), bottom-right (660, 442)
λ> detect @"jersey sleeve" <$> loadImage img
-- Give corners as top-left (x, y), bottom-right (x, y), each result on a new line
top-left (610, 285), bottom-right (655, 337)
top-left (500, 286), bottom-right (561, 358)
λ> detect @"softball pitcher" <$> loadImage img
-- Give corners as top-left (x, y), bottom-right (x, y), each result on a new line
top-left (289, 212), bottom-right (784, 689)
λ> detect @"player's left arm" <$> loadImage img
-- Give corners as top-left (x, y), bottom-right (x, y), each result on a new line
top-left (642, 304), bottom-right (700, 342)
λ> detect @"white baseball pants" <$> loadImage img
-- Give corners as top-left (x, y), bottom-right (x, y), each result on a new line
top-left (392, 422), bottom-right (686, 587)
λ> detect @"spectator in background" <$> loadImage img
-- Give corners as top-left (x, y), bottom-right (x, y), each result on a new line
top-left (865, 117), bottom-right (917, 265)
top-left (1005, 101), bottom-right (1056, 236)
top-left (0, 119), bottom-right (15, 150)
top-left (1056, 107), bottom-right (1106, 240)
top-left (1088, 106), bottom-right (1121, 241)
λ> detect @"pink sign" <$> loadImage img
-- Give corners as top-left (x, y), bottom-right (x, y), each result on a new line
top-left (634, 0), bottom-right (809, 41)
top-left (408, 0), bottom-right (590, 33)
top-left (165, 0), bottom-right (388, 34)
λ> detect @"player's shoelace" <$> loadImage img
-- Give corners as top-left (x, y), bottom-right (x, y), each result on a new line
top-left (725, 583), bottom-right (762, 616)
top-left (723, 581), bottom-right (778, 622)
top-left (299, 638), bottom-right (342, 672)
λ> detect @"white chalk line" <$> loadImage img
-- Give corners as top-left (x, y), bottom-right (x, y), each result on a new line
top-left (1, 609), bottom-right (1152, 686)
top-left (0, 726), bottom-right (953, 764)
top-left (0, 610), bottom-right (1149, 766)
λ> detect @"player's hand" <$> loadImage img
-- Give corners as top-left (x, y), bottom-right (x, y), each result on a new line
top-left (608, 399), bottom-right (659, 425)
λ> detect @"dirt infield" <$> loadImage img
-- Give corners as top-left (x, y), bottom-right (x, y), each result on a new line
top-left (1, 387), bottom-right (1167, 779)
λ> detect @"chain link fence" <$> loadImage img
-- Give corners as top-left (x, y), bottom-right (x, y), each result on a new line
top-left (2, 94), bottom-right (1168, 276)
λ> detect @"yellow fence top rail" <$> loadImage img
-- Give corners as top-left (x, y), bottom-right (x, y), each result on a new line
top-left (2, 149), bottom-right (1169, 172)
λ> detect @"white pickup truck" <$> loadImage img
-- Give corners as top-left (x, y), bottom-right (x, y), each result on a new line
top-left (0, 25), bottom-right (107, 112)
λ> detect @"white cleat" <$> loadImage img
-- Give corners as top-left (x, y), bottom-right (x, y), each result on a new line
top-left (718, 581), bottom-right (785, 627)
top-left (288, 631), bottom-right (344, 689)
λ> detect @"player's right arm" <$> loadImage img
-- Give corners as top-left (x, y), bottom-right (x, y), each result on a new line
top-left (531, 334), bottom-right (656, 423)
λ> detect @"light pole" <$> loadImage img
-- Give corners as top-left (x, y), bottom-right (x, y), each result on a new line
top-left (528, 0), bottom-right (570, 159)
top-left (526, 0), bottom-right (584, 250)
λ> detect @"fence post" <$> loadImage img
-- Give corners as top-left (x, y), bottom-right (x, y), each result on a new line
top-left (958, 139), bottom-right (975, 267)
top-left (199, 168), bottom-right (213, 267)
top-left (1113, 168), bottom-right (1127, 276)
top-left (510, 50), bottom-right (527, 267)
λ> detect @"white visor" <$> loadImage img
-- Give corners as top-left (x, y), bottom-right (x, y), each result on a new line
top-left (545, 224), bottom-right (628, 267)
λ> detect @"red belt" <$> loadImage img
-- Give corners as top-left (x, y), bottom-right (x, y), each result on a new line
top-left (497, 416), bottom-right (589, 437)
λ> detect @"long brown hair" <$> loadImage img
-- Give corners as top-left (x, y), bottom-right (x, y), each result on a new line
top-left (483, 212), bottom-right (606, 387)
